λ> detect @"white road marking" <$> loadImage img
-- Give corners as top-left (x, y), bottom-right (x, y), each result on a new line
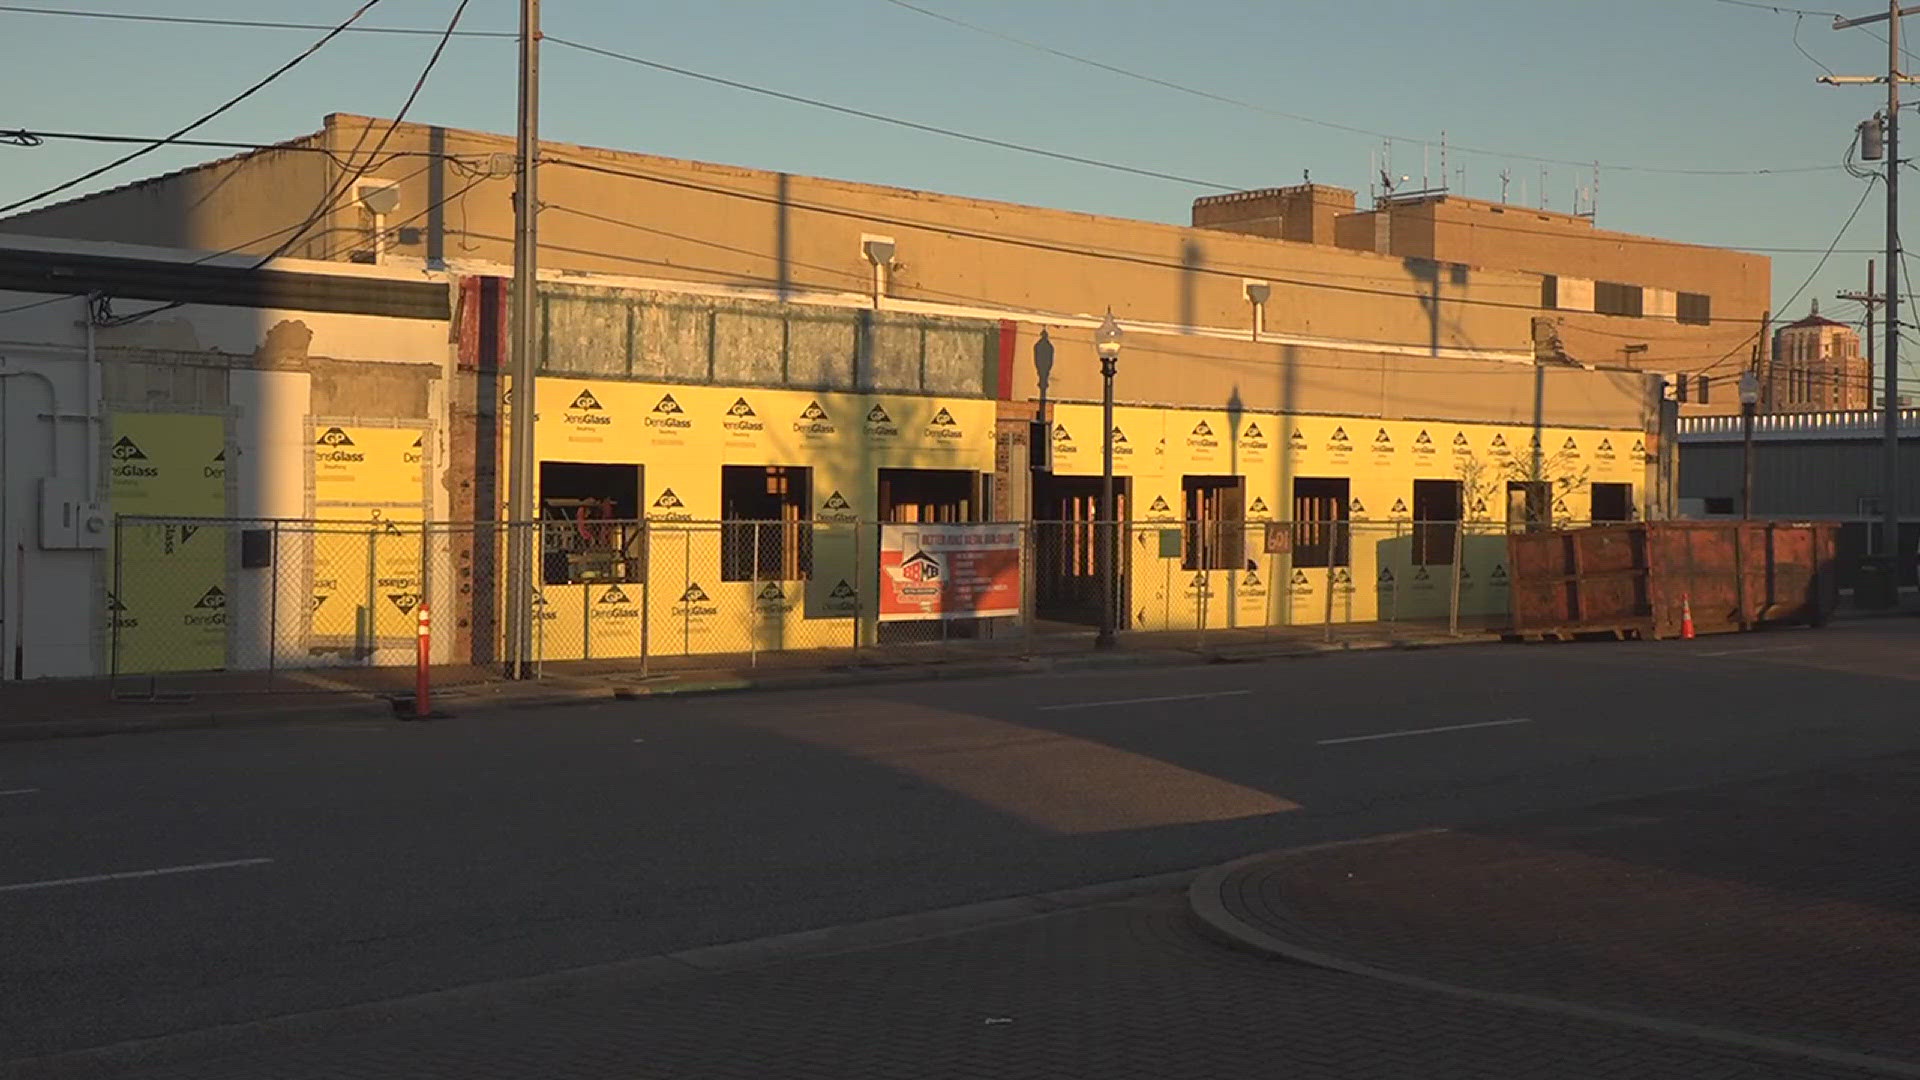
top-left (0, 857), bottom-right (273, 895)
top-left (1037, 690), bottom-right (1252, 712)
top-left (1318, 718), bottom-right (1533, 746)
top-left (1697, 645), bottom-right (1811, 657)
top-left (0, 788), bottom-right (39, 797)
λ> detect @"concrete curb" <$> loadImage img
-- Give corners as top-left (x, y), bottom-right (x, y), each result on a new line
top-left (4, 867), bottom-right (1200, 1079)
top-left (0, 633), bottom-right (1496, 746)
top-left (1186, 842), bottom-right (1920, 1079)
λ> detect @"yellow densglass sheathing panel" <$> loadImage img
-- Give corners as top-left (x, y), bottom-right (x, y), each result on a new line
top-left (108, 413), bottom-right (227, 672)
top-left (512, 378), bottom-right (995, 660)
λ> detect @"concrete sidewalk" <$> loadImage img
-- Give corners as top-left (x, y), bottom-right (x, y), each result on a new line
top-left (0, 619), bottom-right (1495, 743)
top-left (1191, 752), bottom-right (1920, 1075)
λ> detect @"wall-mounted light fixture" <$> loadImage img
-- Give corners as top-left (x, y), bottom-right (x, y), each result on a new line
top-left (861, 235), bottom-right (896, 309)
top-left (1244, 280), bottom-right (1272, 341)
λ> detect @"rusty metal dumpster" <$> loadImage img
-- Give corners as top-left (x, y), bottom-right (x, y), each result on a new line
top-left (1507, 521), bottom-right (1840, 639)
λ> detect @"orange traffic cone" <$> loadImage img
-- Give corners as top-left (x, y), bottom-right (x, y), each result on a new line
top-left (1680, 594), bottom-right (1695, 640)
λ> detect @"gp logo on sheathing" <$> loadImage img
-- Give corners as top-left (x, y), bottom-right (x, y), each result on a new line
top-left (570, 389), bottom-right (603, 411)
top-left (823, 491), bottom-right (852, 511)
top-left (647, 394), bottom-right (691, 431)
top-left (723, 397), bottom-right (765, 434)
top-left (867, 404), bottom-right (893, 423)
top-left (1248, 497), bottom-right (1270, 516)
top-left (387, 593), bottom-right (421, 614)
top-left (184, 586), bottom-right (227, 627)
top-left (316, 427), bottom-right (354, 447)
top-left (675, 582), bottom-right (718, 617)
top-left (926, 406), bottom-right (963, 439)
top-left (795, 401), bottom-right (835, 436)
top-left (111, 435), bottom-right (158, 478)
top-left (929, 407), bottom-right (957, 426)
top-left (598, 585), bottom-right (632, 604)
top-left (651, 488), bottom-right (692, 521)
top-left (830, 580), bottom-right (857, 599)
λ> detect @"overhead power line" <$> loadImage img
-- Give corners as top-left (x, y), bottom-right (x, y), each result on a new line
top-left (882, 0), bottom-right (1851, 177)
top-left (0, 0), bottom-right (386, 215)
top-left (1683, 174), bottom-right (1881, 377)
top-left (545, 153), bottom-right (1806, 330)
top-left (0, 4), bottom-right (510, 37)
top-left (542, 36), bottom-right (1240, 191)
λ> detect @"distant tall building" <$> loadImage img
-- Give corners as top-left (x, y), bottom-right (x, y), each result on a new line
top-left (1767, 301), bottom-right (1868, 413)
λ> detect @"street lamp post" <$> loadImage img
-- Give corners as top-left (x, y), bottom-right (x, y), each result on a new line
top-left (1095, 310), bottom-right (1122, 649)
top-left (1739, 370), bottom-right (1760, 520)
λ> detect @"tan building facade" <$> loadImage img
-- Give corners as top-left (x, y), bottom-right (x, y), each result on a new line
top-left (1193, 185), bottom-right (1771, 416)
top-left (1767, 302), bottom-right (1868, 413)
top-left (2, 115), bottom-right (1709, 673)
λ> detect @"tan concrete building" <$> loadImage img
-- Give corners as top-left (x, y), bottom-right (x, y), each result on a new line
top-left (1767, 302), bottom-right (1868, 413)
top-left (4, 114), bottom-right (1716, 674)
top-left (1193, 185), bottom-right (1771, 416)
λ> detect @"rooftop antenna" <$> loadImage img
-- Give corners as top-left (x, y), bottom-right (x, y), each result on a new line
top-left (1590, 160), bottom-right (1600, 220)
top-left (1422, 141), bottom-right (1430, 192)
top-left (1500, 168), bottom-right (1512, 204)
top-left (1540, 166), bottom-right (1550, 210)
top-left (1440, 131), bottom-right (1449, 192)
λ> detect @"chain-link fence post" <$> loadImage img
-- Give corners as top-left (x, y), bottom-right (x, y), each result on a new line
top-left (266, 519), bottom-right (282, 690)
top-left (1323, 521), bottom-right (1338, 644)
top-left (109, 514), bottom-right (123, 690)
top-left (1387, 519), bottom-right (1401, 639)
top-left (1021, 520), bottom-right (1035, 658)
top-left (1449, 520), bottom-right (1465, 637)
top-left (750, 521), bottom-right (761, 669)
top-left (639, 521), bottom-right (651, 679)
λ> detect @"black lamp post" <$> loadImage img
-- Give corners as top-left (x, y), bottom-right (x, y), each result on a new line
top-left (1739, 369), bottom-right (1760, 519)
top-left (1095, 309), bottom-right (1122, 649)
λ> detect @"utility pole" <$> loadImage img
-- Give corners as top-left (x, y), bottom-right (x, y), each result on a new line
top-left (1838, 259), bottom-right (1881, 414)
top-left (504, 0), bottom-right (541, 678)
top-left (1823, 0), bottom-right (1912, 570)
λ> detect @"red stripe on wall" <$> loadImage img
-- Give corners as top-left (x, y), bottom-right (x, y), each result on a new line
top-left (997, 319), bottom-right (1018, 400)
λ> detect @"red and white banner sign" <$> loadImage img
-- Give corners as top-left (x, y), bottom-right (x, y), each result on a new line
top-left (878, 524), bottom-right (1022, 622)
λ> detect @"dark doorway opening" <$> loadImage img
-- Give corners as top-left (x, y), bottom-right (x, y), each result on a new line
top-left (878, 468), bottom-right (982, 522)
top-left (1033, 473), bottom-right (1131, 626)
top-left (538, 461), bottom-right (642, 585)
top-left (1590, 482), bottom-right (1633, 523)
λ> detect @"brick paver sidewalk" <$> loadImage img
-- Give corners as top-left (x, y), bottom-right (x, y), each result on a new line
top-left (20, 893), bottom-right (1881, 1080)
top-left (1204, 753), bottom-right (1920, 1067)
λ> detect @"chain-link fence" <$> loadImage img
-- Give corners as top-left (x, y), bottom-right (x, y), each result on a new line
top-left (107, 515), bottom-right (1549, 691)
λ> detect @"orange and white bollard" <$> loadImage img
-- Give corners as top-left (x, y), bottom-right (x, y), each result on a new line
top-left (414, 603), bottom-right (432, 718)
top-left (1679, 594), bottom-right (1695, 640)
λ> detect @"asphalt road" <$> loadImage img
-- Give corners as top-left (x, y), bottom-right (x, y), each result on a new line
top-left (4, 621), bottom-right (1918, 1063)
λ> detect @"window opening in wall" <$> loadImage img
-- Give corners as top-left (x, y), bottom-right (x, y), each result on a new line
top-left (1594, 281), bottom-right (1645, 317)
top-left (1676, 375), bottom-right (1689, 403)
top-left (1591, 482), bottom-right (1633, 522)
top-left (878, 468), bottom-right (980, 523)
top-left (1292, 477), bottom-right (1350, 568)
top-left (538, 461), bottom-right (643, 585)
top-left (1697, 376), bottom-right (1711, 405)
top-left (1506, 480), bottom-right (1551, 533)
top-left (1181, 475), bottom-right (1245, 571)
top-left (722, 465), bottom-right (812, 582)
top-left (1541, 274), bottom-right (1559, 309)
top-left (1412, 479), bottom-right (1462, 565)
top-left (1677, 292), bottom-right (1712, 325)
top-left (1704, 496), bottom-right (1736, 516)
top-left (1033, 473), bottom-right (1130, 626)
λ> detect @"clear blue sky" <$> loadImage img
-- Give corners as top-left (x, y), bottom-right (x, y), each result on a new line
top-left (1, 0), bottom-right (1914, 356)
